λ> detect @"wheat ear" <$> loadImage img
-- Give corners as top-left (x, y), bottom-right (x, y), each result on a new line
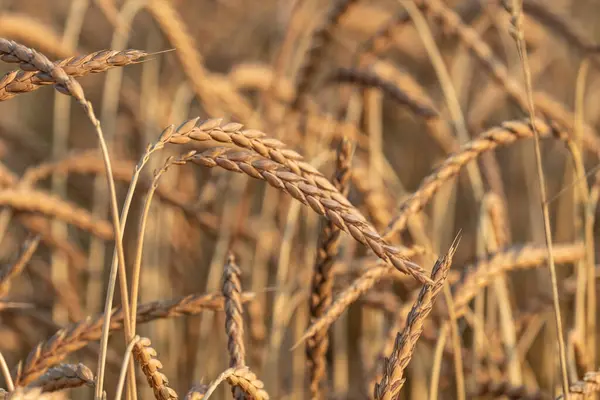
top-left (223, 253), bottom-right (247, 399)
top-left (307, 138), bottom-right (353, 399)
top-left (202, 367), bottom-right (269, 400)
top-left (133, 337), bottom-right (178, 399)
top-left (0, 38), bottom-right (134, 399)
top-left (0, 38), bottom-right (85, 102)
top-left (173, 148), bottom-right (431, 284)
top-left (27, 363), bottom-right (94, 393)
top-left (374, 237), bottom-right (459, 399)
top-left (0, 49), bottom-right (147, 101)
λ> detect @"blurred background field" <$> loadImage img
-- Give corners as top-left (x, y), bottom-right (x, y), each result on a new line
top-left (1, 0), bottom-right (600, 399)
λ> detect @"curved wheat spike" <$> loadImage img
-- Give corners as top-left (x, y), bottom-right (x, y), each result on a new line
top-left (374, 238), bottom-right (458, 399)
top-left (384, 118), bottom-right (571, 239)
top-left (27, 363), bottom-right (94, 393)
top-left (133, 337), bottom-right (178, 400)
top-left (163, 118), bottom-right (429, 283)
top-left (0, 49), bottom-right (147, 101)
top-left (175, 148), bottom-right (431, 284)
top-left (165, 117), bottom-right (333, 192)
top-left (307, 138), bottom-right (353, 399)
top-left (292, 0), bottom-right (360, 111)
top-left (15, 291), bottom-right (255, 386)
top-left (0, 235), bottom-right (40, 298)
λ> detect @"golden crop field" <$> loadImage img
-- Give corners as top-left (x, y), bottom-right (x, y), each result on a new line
top-left (0, 0), bottom-right (599, 399)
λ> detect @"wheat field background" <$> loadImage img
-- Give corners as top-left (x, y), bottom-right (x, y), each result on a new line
top-left (0, 0), bottom-right (599, 399)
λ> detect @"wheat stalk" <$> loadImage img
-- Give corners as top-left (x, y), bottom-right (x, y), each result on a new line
top-left (507, 1), bottom-right (570, 396)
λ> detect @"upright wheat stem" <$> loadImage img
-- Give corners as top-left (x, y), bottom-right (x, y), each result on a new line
top-left (508, 1), bottom-right (569, 398)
